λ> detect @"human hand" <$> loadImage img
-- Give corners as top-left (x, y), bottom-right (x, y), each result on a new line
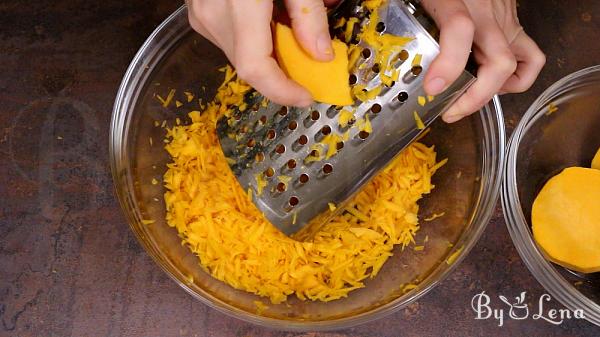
top-left (187, 0), bottom-right (340, 107)
top-left (421, 0), bottom-right (546, 123)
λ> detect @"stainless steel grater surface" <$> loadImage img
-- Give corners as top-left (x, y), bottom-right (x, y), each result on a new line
top-left (216, 0), bottom-right (475, 235)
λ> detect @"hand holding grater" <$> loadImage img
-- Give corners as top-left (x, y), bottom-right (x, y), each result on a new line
top-left (216, 0), bottom-right (475, 235)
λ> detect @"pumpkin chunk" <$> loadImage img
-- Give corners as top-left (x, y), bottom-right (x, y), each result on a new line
top-left (275, 23), bottom-right (353, 106)
top-left (532, 167), bottom-right (600, 273)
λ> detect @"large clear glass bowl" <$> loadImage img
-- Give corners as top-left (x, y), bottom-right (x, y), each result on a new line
top-left (110, 6), bottom-right (505, 330)
top-left (502, 65), bottom-right (600, 326)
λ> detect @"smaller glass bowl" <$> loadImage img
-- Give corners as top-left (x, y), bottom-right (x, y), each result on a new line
top-left (502, 65), bottom-right (600, 326)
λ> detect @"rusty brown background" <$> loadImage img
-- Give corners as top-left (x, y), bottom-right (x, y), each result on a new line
top-left (1, 0), bottom-right (600, 336)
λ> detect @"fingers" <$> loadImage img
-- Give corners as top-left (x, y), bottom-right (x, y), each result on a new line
top-left (421, 0), bottom-right (475, 96)
top-left (443, 19), bottom-right (517, 123)
top-left (284, 0), bottom-right (334, 62)
top-left (501, 30), bottom-right (546, 93)
top-left (187, 0), bottom-right (232, 51)
top-left (186, 0), bottom-right (219, 46)
top-left (231, 0), bottom-right (313, 106)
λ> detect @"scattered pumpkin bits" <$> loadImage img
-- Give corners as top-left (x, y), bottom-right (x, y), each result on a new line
top-left (532, 167), bottom-right (600, 274)
top-left (274, 23), bottom-right (353, 106)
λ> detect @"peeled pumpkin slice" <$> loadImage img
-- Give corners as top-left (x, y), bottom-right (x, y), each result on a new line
top-left (532, 167), bottom-right (600, 273)
top-left (274, 23), bottom-right (353, 106)
top-left (591, 146), bottom-right (600, 170)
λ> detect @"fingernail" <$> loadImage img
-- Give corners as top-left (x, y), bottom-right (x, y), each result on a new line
top-left (316, 33), bottom-right (334, 60)
top-left (427, 77), bottom-right (447, 96)
top-left (443, 113), bottom-right (462, 123)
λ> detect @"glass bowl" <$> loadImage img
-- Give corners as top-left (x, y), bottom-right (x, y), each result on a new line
top-left (110, 5), bottom-right (505, 330)
top-left (502, 65), bottom-right (600, 326)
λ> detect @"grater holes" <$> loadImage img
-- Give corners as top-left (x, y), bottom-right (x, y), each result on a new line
top-left (288, 120), bottom-right (298, 131)
top-left (411, 65), bottom-right (423, 76)
top-left (284, 195), bottom-right (300, 212)
top-left (311, 110), bottom-right (320, 120)
top-left (264, 167), bottom-right (275, 178)
top-left (293, 134), bottom-right (309, 151)
top-left (305, 110), bottom-right (320, 127)
top-left (276, 182), bottom-right (287, 193)
top-left (397, 91), bottom-right (409, 103)
top-left (370, 103), bottom-right (382, 114)
top-left (315, 125), bottom-right (332, 141)
top-left (336, 141), bottom-right (344, 150)
top-left (275, 144), bottom-right (286, 154)
top-left (358, 130), bottom-right (370, 140)
top-left (371, 63), bottom-right (380, 74)
top-left (259, 115), bottom-right (267, 125)
top-left (375, 22), bottom-right (386, 33)
top-left (278, 106), bottom-right (288, 117)
top-left (289, 196), bottom-right (299, 207)
top-left (247, 138), bottom-right (256, 148)
top-left (266, 129), bottom-right (276, 140)
top-left (349, 74), bottom-right (357, 85)
top-left (322, 163), bottom-right (333, 175)
top-left (304, 149), bottom-right (321, 165)
top-left (393, 49), bottom-right (410, 67)
top-left (255, 152), bottom-right (265, 162)
top-left (326, 106), bottom-right (339, 118)
top-left (361, 48), bottom-right (372, 59)
top-left (399, 49), bottom-right (409, 61)
top-left (299, 173), bottom-right (309, 184)
top-left (287, 159), bottom-right (297, 169)
top-left (378, 84), bottom-right (392, 96)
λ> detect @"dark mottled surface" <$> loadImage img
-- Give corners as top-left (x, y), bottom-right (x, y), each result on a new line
top-left (1, 0), bottom-right (599, 336)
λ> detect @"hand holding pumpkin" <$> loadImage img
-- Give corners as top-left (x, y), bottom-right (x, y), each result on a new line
top-left (187, 0), bottom-right (545, 123)
top-left (186, 0), bottom-right (340, 107)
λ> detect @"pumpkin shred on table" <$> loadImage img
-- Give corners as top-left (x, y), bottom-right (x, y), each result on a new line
top-left (161, 0), bottom-right (444, 304)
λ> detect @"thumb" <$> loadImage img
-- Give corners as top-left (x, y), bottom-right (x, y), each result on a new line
top-left (284, 0), bottom-right (334, 62)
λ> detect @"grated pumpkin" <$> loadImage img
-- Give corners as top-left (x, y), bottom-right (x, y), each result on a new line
top-left (162, 69), bottom-right (443, 304)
